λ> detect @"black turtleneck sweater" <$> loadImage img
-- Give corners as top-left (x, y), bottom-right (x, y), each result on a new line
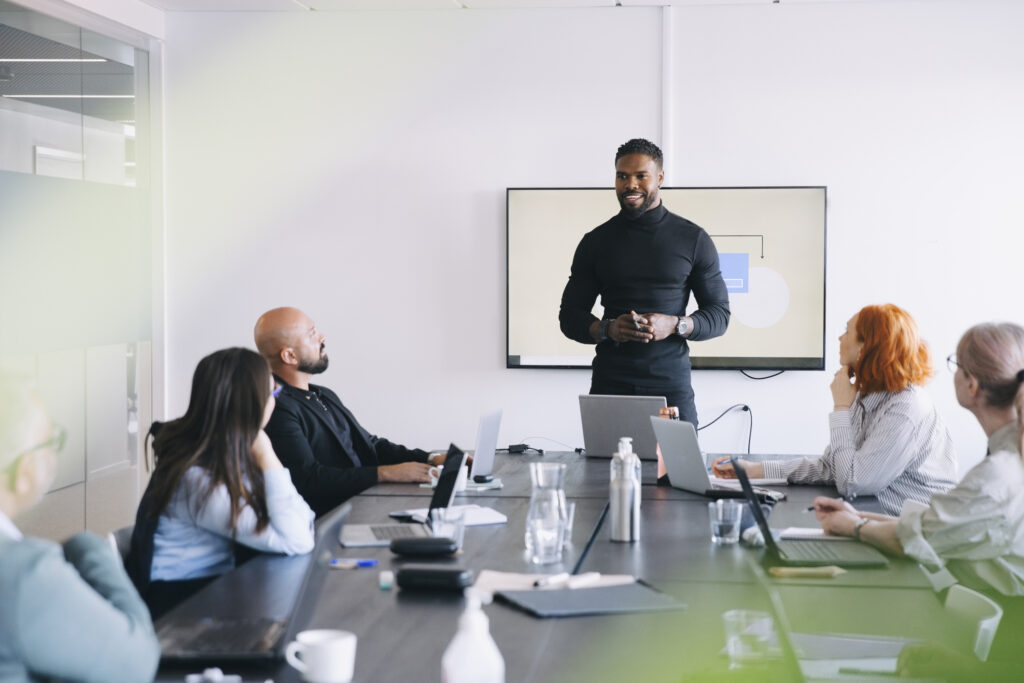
top-left (559, 203), bottom-right (731, 387)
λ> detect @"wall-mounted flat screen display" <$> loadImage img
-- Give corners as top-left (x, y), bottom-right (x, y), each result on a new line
top-left (507, 186), bottom-right (827, 370)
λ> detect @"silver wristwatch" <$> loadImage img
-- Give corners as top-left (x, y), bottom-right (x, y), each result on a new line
top-left (675, 316), bottom-right (690, 337)
top-left (597, 318), bottom-right (612, 342)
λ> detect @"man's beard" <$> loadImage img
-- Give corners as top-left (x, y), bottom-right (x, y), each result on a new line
top-left (298, 352), bottom-right (329, 374)
top-left (618, 191), bottom-right (657, 218)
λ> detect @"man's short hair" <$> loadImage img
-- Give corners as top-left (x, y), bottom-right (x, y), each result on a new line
top-left (615, 138), bottom-right (663, 168)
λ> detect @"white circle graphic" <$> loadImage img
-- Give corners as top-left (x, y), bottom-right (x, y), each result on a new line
top-left (729, 266), bottom-right (790, 329)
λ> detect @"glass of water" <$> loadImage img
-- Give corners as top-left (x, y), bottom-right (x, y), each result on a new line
top-left (429, 507), bottom-right (466, 549)
top-left (722, 609), bottom-right (776, 666)
top-left (708, 500), bottom-right (743, 545)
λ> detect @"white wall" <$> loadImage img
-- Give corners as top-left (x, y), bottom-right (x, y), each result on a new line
top-left (162, 1), bottom-right (1024, 476)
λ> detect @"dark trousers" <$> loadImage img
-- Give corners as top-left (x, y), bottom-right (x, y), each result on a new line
top-left (589, 375), bottom-right (698, 429)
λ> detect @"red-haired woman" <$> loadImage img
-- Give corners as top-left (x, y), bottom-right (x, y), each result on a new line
top-left (713, 304), bottom-right (957, 515)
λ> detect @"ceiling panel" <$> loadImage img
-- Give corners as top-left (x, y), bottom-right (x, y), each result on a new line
top-left (0, 23), bottom-right (135, 122)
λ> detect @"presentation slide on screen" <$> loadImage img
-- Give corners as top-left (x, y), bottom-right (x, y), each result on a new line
top-left (507, 187), bottom-right (826, 370)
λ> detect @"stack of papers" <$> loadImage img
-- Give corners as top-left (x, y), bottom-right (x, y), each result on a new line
top-left (391, 504), bottom-right (507, 526)
top-left (779, 527), bottom-right (854, 542)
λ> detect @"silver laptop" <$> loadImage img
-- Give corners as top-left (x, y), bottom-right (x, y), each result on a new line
top-left (468, 410), bottom-right (502, 481)
top-left (650, 417), bottom-right (787, 495)
top-left (579, 394), bottom-right (666, 460)
top-left (339, 446), bottom-right (466, 547)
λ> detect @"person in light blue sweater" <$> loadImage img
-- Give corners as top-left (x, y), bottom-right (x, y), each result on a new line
top-left (128, 347), bottom-right (315, 618)
top-left (0, 376), bottom-right (160, 683)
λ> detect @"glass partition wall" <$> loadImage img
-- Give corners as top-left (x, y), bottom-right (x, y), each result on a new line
top-left (0, 0), bottom-right (156, 540)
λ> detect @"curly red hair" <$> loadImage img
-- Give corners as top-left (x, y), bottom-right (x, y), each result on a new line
top-left (853, 304), bottom-right (933, 394)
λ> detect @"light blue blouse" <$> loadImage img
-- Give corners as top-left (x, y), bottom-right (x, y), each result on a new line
top-left (150, 465), bottom-right (315, 581)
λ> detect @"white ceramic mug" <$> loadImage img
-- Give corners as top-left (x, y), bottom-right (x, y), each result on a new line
top-left (429, 463), bottom-right (468, 492)
top-left (285, 629), bottom-right (356, 683)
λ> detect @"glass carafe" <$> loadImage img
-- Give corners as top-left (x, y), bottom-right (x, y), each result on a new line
top-left (524, 462), bottom-right (568, 564)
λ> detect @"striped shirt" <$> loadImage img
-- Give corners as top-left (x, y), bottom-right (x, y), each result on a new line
top-left (761, 386), bottom-right (957, 515)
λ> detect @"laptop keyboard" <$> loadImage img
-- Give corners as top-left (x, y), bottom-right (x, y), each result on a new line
top-left (160, 616), bottom-right (286, 655)
top-left (371, 524), bottom-right (422, 540)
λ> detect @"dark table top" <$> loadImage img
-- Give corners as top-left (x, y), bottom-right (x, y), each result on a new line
top-left (156, 455), bottom-right (951, 683)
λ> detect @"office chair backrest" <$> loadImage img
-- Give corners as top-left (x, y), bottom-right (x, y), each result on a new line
top-left (944, 584), bottom-right (1003, 661)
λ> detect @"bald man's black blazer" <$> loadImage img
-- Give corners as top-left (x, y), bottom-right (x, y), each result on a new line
top-left (265, 379), bottom-right (429, 516)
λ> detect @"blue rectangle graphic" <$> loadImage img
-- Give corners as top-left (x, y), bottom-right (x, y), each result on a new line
top-left (718, 253), bottom-right (749, 293)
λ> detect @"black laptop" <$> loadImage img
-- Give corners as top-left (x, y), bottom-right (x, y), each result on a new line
top-left (732, 459), bottom-right (889, 568)
top-left (339, 445), bottom-right (467, 547)
top-left (156, 502), bottom-right (351, 662)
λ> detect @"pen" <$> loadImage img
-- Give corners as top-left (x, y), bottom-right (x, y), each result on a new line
top-left (769, 566), bottom-right (846, 579)
top-left (329, 558), bottom-right (379, 569)
top-left (533, 572), bottom-right (569, 588)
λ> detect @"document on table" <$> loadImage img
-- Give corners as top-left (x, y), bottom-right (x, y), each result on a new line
top-left (473, 570), bottom-right (635, 600)
top-left (779, 527), bottom-right (855, 542)
top-left (419, 478), bottom-right (504, 492)
top-left (791, 632), bottom-right (917, 679)
top-left (390, 504), bottom-right (507, 526)
top-left (710, 475), bottom-right (788, 488)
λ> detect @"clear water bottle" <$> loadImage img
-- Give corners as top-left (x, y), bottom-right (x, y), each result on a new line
top-left (442, 592), bottom-right (505, 683)
top-left (610, 437), bottom-right (641, 542)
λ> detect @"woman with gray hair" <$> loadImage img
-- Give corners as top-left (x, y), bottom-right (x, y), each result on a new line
top-left (0, 376), bottom-right (159, 682)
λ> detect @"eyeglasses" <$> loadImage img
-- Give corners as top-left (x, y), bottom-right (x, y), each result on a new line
top-left (5, 424), bottom-right (66, 481)
top-left (946, 354), bottom-right (961, 374)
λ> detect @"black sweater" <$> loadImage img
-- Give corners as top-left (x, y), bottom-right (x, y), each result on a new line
top-left (559, 203), bottom-right (731, 387)
top-left (265, 381), bottom-right (429, 516)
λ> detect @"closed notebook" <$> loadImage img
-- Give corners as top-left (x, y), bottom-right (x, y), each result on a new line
top-left (496, 581), bottom-right (685, 618)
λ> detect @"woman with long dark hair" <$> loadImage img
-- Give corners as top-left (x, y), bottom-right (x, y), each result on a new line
top-left (127, 347), bottom-right (314, 618)
top-left (714, 304), bottom-right (957, 514)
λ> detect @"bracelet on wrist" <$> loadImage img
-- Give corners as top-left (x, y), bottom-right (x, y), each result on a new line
top-left (853, 517), bottom-right (871, 541)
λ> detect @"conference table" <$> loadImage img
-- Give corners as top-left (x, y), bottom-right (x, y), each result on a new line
top-left (156, 452), bottom-right (966, 682)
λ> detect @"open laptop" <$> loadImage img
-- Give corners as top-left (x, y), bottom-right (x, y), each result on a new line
top-left (651, 417), bottom-right (787, 500)
top-left (157, 502), bottom-right (351, 662)
top-left (579, 394), bottom-right (666, 460)
top-left (339, 445), bottom-right (466, 547)
top-left (732, 458), bottom-right (889, 568)
top-left (468, 409), bottom-right (502, 482)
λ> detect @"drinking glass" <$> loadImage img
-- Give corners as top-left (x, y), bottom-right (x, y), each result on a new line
top-left (708, 500), bottom-right (743, 545)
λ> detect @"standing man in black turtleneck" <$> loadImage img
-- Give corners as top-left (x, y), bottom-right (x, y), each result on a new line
top-left (558, 138), bottom-right (731, 426)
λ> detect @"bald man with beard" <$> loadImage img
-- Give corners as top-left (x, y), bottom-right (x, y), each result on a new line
top-left (254, 307), bottom-right (446, 515)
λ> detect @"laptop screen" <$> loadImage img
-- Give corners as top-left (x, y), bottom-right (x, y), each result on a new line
top-left (730, 458), bottom-right (783, 554)
top-left (426, 445), bottom-right (466, 520)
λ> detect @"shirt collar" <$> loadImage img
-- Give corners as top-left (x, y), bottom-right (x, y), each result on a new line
top-left (0, 508), bottom-right (23, 541)
top-left (618, 202), bottom-right (668, 226)
top-left (273, 374), bottom-right (319, 398)
top-left (988, 421), bottom-right (1020, 456)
